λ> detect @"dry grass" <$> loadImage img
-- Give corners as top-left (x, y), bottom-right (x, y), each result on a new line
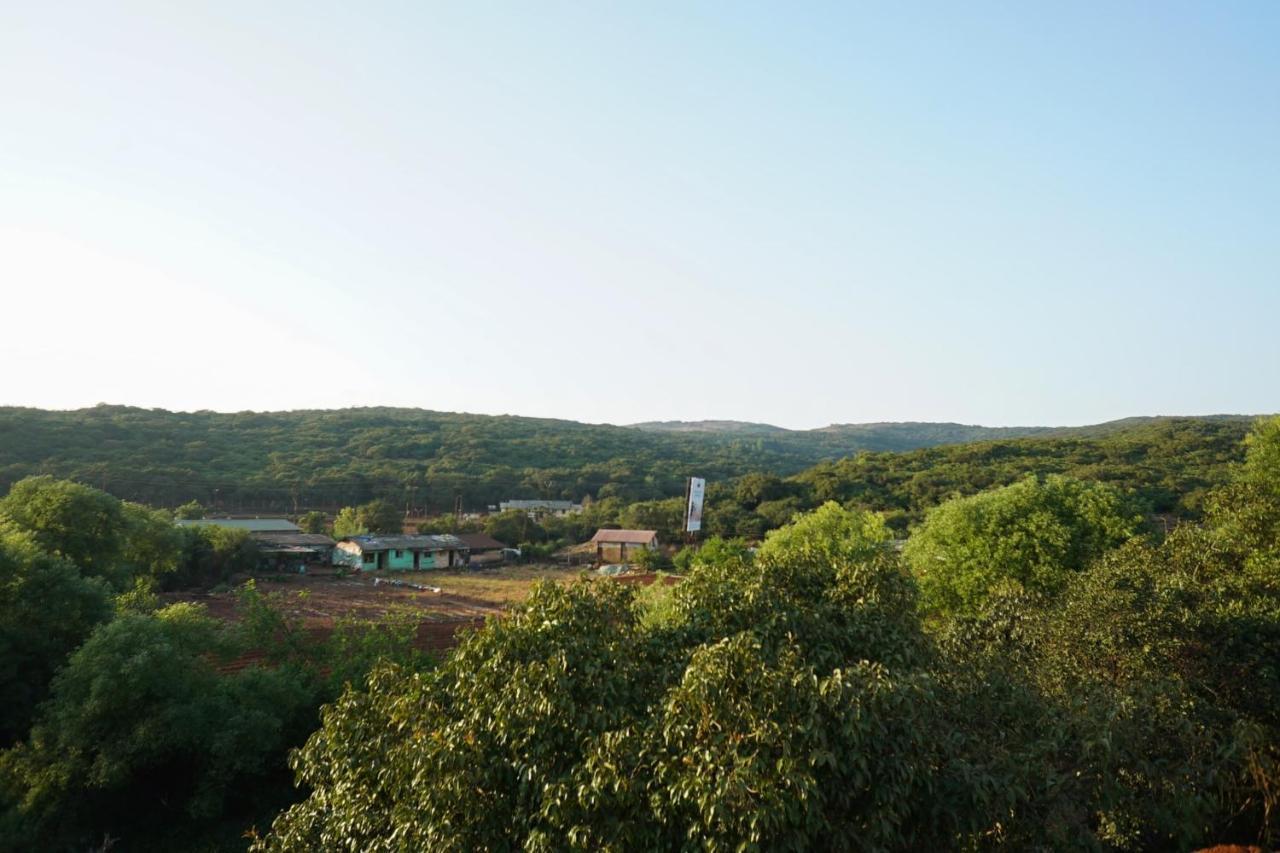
top-left (399, 564), bottom-right (589, 604)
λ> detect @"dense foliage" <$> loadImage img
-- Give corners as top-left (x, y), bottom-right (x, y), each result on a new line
top-left (0, 405), bottom-right (1250, 515)
top-left (254, 418), bottom-right (1280, 851)
top-left (904, 474), bottom-right (1142, 615)
top-left (698, 417), bottom-right (1250, 539)
top-left (0, 478), bottom-right (430, 851)
top-left (0, 528), bottom-right (112, 746)
top-left (0, 605), bottom-right (315, 851)
top-left (393, 419), bottom-right (1246, 560)
top-left (1, 415), bottom-right (1277, 850)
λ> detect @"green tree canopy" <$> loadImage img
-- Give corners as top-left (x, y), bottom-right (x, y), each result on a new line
top-left (332, 500), bottom-right (403, 539)
top-left (904, 474), bottom-right (1142, 615)
top-left (0, 476), bottom-right (127, 584)
top-left (357, 499), bottom-right (402, 535)
top-left (0, 604), bottom-right (315, 851)
top-left (174, 500), bottom-right (205, 520)
top-left (0, 526), bottom-right (112, 746)
top-left (256, 504), bottom-right (939, 851)
top-left (296, 510), bottom-right (327, 534)
top-left (331, 506), bottom-right (364, 539)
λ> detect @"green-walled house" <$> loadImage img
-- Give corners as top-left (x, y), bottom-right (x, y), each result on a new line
top-left (333, 534), bottom-right (469, 571)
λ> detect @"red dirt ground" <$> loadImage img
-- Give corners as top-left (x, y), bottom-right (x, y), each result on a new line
top-left (181, 570), bottom-right (684, 674)
top-left (166, 574), bottom-right (504, 627)
top-left (170, 574), bottom-right (501, 672)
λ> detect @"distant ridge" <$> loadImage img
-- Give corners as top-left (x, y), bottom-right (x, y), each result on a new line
top-left (628, 420), bottom-right (790, 436)
top-left (628, 415), bottom-right (1260, 453)
top-left (0, 405), bottom-right (1265, 512)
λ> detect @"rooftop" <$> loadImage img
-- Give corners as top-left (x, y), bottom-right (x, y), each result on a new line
top-left (590, 529), bottom-right (658, 545)
top-left (499, 499), bottom-right (577, 510)
top-left (176, 517), bottom-right (300, 533)
top-left (456, 532), bottom-right (507, 551)
top-left (254, 532), bottom-right (336, 548)
top-left (341, 534), bottom-right (468, 552)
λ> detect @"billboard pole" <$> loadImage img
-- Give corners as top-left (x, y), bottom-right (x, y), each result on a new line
top-left (683, 477), bottom-right (693, 548)
top-left (684, 476), bottom-right (706, 548)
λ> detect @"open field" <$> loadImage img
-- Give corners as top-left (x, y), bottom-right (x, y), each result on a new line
top-left (169, 565), bottom-right (681, 663)
top-left (397, 565), bottom-right (595, 604)
top-left (168, 564), bottom-right (587, 628)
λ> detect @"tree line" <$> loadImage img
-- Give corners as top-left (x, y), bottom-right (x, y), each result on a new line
top-left (0, 405), bottom-right (1251, 514)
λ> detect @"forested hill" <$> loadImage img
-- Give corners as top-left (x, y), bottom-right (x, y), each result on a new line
top-left (699, 417), bottom-right (1255, 538)
top-left (632, 419), bottom-right (1053, 447)
top-left (0, 405), bottom-right (1259, 513)
top-left (632, 415), bottom-right (1259, 450)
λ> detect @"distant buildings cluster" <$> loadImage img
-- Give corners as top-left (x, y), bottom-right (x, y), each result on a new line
top-left (178, 510), bottom-right (659, 572)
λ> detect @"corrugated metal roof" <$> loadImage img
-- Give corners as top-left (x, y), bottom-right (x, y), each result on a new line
top-left (177, 518), bottom-right (300, 532)
top-left (456, 533), bottom-right (507, 551)
top-left (590, 529), bottom-right (658, 545)
top-left (499, 500), bottom-right (576, 511)
top-left (253, 533), bottom-right (336, 548)
top-left (341, 534), bottom-right (468, 552)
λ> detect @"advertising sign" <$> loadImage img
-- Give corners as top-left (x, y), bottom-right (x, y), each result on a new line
top-left (685, 477), bottom-right (706, 532)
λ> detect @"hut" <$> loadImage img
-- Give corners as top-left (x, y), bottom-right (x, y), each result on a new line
top-left (589, 529), bottom-right (658, 564)
top-left (333, 534), bottom-right (469, 571)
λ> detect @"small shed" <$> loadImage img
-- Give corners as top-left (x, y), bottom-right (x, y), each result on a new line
top-left (590, 529), bottom-right (659, 564)
top-left (254, 532), bottom-right (336, 568)
top-left (456, 532), bottom-right (508, 565)
top-left (333, 534), bottom-right (469, 572)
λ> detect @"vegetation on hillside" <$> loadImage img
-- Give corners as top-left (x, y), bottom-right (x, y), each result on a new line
top-left (410, 418), bottom-right (1249, 551)
top-left (0, 406), bottom-right (1253, 515)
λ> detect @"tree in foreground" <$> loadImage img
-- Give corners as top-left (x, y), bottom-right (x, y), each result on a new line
top-left (255, 504), bottom-right (950, 851)
top-left (253, 493), bottom-right (1280, 851)
top-left (0, 527), bottom-right (111, 746)
top-left (0, 476), bottom-right (128, 585)
top-left (0, 604), bottom-right (316, 852)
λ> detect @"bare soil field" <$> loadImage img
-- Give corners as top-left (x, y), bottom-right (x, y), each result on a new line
top-left (172, 565), bottom-right (677, 663)
top-left (168, 564), bottom-right (588, 629)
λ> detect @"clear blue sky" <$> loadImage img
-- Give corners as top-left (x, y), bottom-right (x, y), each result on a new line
top-left (2, 2), bottom-right (1276, 429)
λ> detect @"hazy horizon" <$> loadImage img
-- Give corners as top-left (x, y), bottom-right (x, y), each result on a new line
top-left (0, 399), bottom-right (1267, 434)
top-left (4, 3), bottom-right (1277, 430)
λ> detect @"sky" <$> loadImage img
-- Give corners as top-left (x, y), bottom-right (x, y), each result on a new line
top-left (1, 2), bottom-right (1277, 430)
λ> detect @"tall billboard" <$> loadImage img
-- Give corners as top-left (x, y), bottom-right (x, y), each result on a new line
top-left (685, 477), bottom-right (706, 533)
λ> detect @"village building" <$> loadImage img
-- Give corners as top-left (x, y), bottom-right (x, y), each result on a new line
top-left (176, 517), bottom-right (301, 533)
top-left (590, 529), bottom-right (659, 563)
top-left (333, 534), bottom-right (469, 571)
top-left (454, 532), bottom-right (512, 565)
top-left (253, 532), bottom-right (337, 567)
top-left (497, 499), bottom-right (583, 518)
top-left (455, 532), bottom-right (509, 565)
top-left (177, 518), bottom-right (335, 570)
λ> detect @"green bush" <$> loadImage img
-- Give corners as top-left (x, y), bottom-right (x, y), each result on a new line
top-left (904, 474), bottom-right (1142, 616)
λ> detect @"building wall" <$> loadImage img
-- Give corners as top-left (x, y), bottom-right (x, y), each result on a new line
top-left (595, 540), bottom-right (656, 563)
top-left (336, 544), bottom-right (468, 571)
top-left (386, 549), bottom-right (415, 570)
